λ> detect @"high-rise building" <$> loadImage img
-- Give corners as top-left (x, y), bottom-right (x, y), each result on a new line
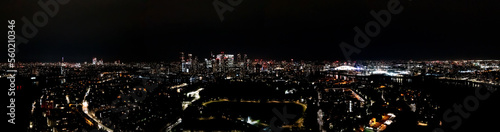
top-left (98, 59), bottom-right (103, 65)
top-left (185, 54), bottom-right (192, 73)
top-left (216, 52), bottom-right (234, 72)
top-left (92, 57), bottom-right (97, 65)
top-left (237, 54), bottom-right (241, 63)
top-left (180, 52), bottom-right (194, 73)
top-left (180, 52), bottom-right (186, 72)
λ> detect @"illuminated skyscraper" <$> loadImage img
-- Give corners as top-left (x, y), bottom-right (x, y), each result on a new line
top-left (186, 54), bottom-right (192, 72)
top-left (98, 59), bottom-right (103, 65)
top-left (92, 57), bottom-right (97, 65)
top-left (180, 52), bottom-right (186, 72)
top-left (180, 52), bottom-right (193, 73)
top-left (216, 52), bottom-right (234, 72)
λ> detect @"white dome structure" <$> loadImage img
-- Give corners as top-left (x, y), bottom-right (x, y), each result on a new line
top-left (334, 66), bottom-right (358, 71)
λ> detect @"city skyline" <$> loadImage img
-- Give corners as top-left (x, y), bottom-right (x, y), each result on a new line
top-left (4, 58), bottom-right (499, 131)
top-left (3, 0), bottom-right (499, 131)
top-left (9, 52), bottom-right (500, 63)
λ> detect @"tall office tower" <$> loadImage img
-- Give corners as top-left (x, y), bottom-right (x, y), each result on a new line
top-left (205, 58), bottom-right (212, 68)
top-left (192, 56), bottom-right (198, 73)
top-left (98, 59), bottom-right (103, 65)
top-left (226, 54), bottom-right (234, 67)
top-left (212, 58), bottom-right (218, 72)
top-left (186, 54), bottom-right (192, 73)
top-left (237, 54), bottom-right (241, 63)
top-left (92, 57), bottom-right (97, 65)
top-left (244, 54), bottom-right (248, 70)
top-left (180, 52), bottom-right (186, 72)
top-left (236, 53), bottom-right (243, 68)
top-left (217, 52), bottom-right (225, 72)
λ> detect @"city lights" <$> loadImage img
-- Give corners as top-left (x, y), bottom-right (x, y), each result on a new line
top-left (7, 56), bottom-right (496, 131)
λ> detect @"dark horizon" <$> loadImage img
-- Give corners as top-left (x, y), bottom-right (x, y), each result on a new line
top-left (3, 0), bottom-right (500, 62)
top-left (11, 52), bottom-right (500, 63)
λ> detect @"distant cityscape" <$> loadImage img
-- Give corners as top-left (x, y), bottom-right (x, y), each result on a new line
top-left (2, 52), bottom-right (499, 132)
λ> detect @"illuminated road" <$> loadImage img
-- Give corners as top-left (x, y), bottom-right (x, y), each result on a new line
top-left (161, 118), bottom-right (182, 132)
top-left (82, 88), bottom-right (114, 132)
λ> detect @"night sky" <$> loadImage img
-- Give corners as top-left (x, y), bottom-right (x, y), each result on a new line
top-left (2, 0), bottom-right (499, 62)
